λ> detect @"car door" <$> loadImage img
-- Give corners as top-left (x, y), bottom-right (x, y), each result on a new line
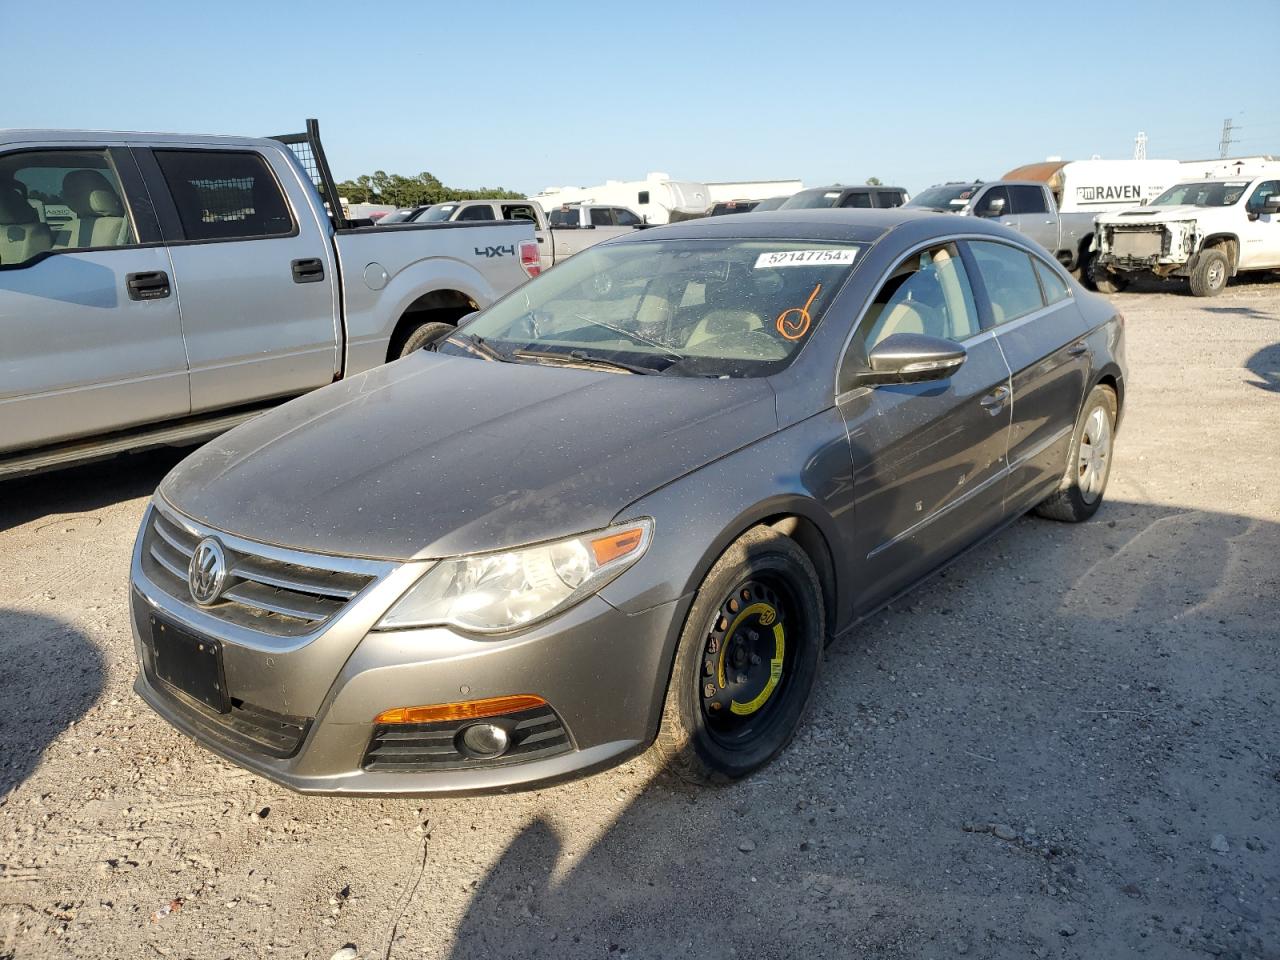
top-left (1008, 185), bottom-right (1060, 253)
top-left (1240, 179), bottom-right (1280, 269)
top-left (0, 144), bottom-right (189, 454)
top-left (836, 241), bottom-right (1012, 610)
top-left (137, 144), bottom-right (340, 414)
top-left (964, 239), bottom-right (1090, 514)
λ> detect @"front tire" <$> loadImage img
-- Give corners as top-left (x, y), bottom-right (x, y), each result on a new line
top-left (651, 527), bottom-right (825, 785)
top-left (1089, 254), bottom-right (1128, 294)
top-left (1189, 248), bottom-right (1228, 297)
top-left (1034, 385), bottom-right (1117, 523)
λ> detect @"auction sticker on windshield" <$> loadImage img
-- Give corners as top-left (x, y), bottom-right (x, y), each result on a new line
top-left (754, 249), bottom-right (858, 269)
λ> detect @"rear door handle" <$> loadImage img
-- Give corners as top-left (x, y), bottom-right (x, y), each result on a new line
top-left (1068, 341), bottom-right (1089, 357)
top-left (980, 386), bottom-right (1010, 412)
top-left (291, 258), bottom-right (325, 283)
top-left (126, 270), bottom-right (170, 301)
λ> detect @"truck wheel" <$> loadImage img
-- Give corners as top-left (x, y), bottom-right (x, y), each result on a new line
top-left (1189, 248), bottom-right (1229, 297)
top-left (398, 321), bottom-right (456, 357)
top-left (1088, 254), bottom-right (1127, 294)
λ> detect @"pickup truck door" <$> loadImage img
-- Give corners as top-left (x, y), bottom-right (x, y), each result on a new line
top-left (135, 144), bottom-right (340, 414)
top-left (1240, 179), bottom-right (1280, 269)
top-left (0, 144), bottom-right (189, 454)
top-left (1007, 185), bottom-right (1061, 255)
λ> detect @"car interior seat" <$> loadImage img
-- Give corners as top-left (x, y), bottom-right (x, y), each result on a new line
top-left (0, 182), bottom-right (54, 265)
top-left (58, 169), bottom-right (130, 248)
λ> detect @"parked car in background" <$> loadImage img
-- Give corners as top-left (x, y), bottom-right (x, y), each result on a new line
top-left (130, 208), bottom-right (1125, 795)
top-left (708, 199), bottom-right (758, 216)
top-left (1093, 173), bottom-right (1280, 296)
top-left (0, 120), bottom-right (537, 478)
top-left (778, 185), bottom-right (908, 210)
top-left (376, 206), bottom-right (429, 224)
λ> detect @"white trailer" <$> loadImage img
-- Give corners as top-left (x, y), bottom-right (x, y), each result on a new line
top-left (532, 173), bottom-right (709, 224)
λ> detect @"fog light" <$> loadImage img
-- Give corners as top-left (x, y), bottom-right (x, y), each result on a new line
top-left (459, 722), bottom-right (510, 760)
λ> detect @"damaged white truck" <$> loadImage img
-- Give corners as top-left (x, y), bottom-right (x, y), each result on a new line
top-left (1093, 172), bottom-right (1280, 296)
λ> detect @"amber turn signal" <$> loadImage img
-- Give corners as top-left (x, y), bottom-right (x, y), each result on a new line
top-left (589, 527), bottom-right (645, 566)
top-left (375, 694), bottom-right (547, 725)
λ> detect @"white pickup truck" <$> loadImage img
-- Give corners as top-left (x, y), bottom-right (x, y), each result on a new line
top-left (396, 199), bottom-right (645, 271)
top-left (0, 120), bottom-right (538, 477)
top-left (1093, 173), bottom-right (1280, 296)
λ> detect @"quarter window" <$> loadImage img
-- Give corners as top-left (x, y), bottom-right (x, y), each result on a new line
top-left (1009, 185), bottom-right (1049, 214)
top-left (1033, 257), bottom-right (1070, 305)
top-left (969, 240), bottom-right (1046, 323)
top-left (863, 243), bottom-right (981, 348)
top-left (0, 149), bottom-right (137, 266)
top-left (500, 203), bottom-right (536, 223)
top-left (153, 150), bottom-right (293, 241)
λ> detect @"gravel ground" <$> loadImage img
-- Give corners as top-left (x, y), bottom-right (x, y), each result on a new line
top-left (1, 278), bottom-right (1277, 960)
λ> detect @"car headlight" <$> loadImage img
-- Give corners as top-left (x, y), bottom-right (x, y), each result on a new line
top-left (375, 519), bottom-right (653, 634)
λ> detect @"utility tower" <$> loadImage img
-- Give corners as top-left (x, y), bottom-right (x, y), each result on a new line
top-left (1219, 118), bottom-right (1236, 158)
top-left (1134, 131), bottom-right (1147, 160)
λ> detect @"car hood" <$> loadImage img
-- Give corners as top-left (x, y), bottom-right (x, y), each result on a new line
top-left (159, 353), bottom-right (779, 561)
top-left (1096, 205), bottom-right (1203, 224)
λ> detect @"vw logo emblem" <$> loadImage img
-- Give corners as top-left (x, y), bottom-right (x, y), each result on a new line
top-left (188, 537), bottom-right (228, 606)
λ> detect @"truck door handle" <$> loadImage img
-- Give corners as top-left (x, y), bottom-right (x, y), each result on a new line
top-left (1044, 219), bottom-right (1056, 224)
top-left (980, 386), bottom-right (1010, 412)
top-left (1068, 341), bottom-right (1089, 357)
top-left (126, 270), bottom-right (171, 301)
top-left (291, 258), bottom-right (325, 283)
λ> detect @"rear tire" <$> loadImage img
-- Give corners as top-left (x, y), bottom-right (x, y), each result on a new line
top-left (1034, 385), bottom-right (1117, 523)
top-left (650, 527), bottom-right (825, 785)
top-left (398, 321), bottom-right (457, 357)
top-left (1189, 248), bottom-right (1229, 297)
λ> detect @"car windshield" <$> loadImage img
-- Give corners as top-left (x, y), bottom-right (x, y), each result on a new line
top-left (378, 209), bottom-right (415, 224)
top-left (778, 189), bottom-right (844, 209)
top-left (442, 238), bottom-right (863, 378)
top-left (750, 196), bottom-right (788, 211)
top-left (1150, 181), bottom-right (1248, 207)
top-left (907, 185), bottom-right (980, 212)
top-left (419, 204), bottom-right (458, 222)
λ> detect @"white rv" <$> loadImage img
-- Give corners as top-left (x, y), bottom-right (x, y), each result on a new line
top-left (533, 173), bottom-right (709, 224)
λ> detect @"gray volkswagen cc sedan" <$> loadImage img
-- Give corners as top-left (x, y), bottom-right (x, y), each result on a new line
top-left (129, 209), bottom-right (1126, 794)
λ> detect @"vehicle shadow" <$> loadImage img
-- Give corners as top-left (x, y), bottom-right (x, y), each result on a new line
top-left (0, 447), bottom-right (189, 534)
top-left (0, 609), bottom-right (103, 800)
top-left (1244, 342), bottom-right (1280, 392)
top-left (440, 500), bottom-right (1280, 960)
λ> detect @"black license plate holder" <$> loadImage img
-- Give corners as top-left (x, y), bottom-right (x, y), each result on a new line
top-left (149, 614), bottom-right (229, 714)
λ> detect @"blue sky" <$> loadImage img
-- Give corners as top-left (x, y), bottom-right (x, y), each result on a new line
top-left (7, 0), bottom-right (1278, 197)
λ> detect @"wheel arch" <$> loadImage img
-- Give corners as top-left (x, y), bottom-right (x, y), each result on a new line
top-left (386, 288), bottom-right (478, 360)
top-left (1199, 233), bottom-right (1240, 274)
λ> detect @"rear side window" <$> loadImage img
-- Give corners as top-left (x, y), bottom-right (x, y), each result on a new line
top-left (614, 208), bottom-right (641, 226)
top-left (589, 207), bottom-right (615, 226)
top-left (500, 203), bottom-right (536, 223)
top-left (1033, 257), bottom-right (1070, 305)
top-left (1009, 185), bottom-right (1049, 214)
top-left (153, 150), bottom-right (293, 241)
top-left (874, 190), bottom-right (904, 208)
top-left (456, 204), bottom-right (496, 222)
top-left (0, 148), bottom-right (137, 265)
top-left (840, 191), bottom-right (872, 208)
top-left (968, 240), bottom-right (1046, 323)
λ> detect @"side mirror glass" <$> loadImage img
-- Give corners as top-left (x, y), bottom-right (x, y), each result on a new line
top-left (857, 333), bottom-right (967, 386)
top-left (982, 196), bottom-right (1007, 218)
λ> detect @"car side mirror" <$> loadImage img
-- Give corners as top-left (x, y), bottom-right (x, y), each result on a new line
top-left (857, 333), bottom-right (967, 386)
top-left (981, 196), bottom-right (1006, 218)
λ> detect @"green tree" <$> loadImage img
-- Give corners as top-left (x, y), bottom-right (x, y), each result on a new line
top-left (337, 170), bottom-right (524, 207)
top-left (866, 176), bottom-right (883, 186)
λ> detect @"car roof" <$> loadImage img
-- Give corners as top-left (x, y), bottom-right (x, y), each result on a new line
top-left (0, 128), bottom-right (278, 150)
top-left (795, 184), bottom-right (906, 194)
top-left (616, 207), bottom-right (1005, 245)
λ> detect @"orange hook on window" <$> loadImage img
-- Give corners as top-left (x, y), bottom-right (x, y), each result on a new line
top-left (776, 283), bottom-right (822, 341)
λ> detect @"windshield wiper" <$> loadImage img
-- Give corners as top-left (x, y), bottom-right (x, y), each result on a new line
top-left (514, 348), bottom-right (665, 375)
top-left (573, 313), bottom-right (682, 361)
top-left (438, 332), bottom-right (511, 363)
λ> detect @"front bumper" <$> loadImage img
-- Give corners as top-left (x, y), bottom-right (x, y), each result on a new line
top-left (129, 504), bottom-right (687, 795)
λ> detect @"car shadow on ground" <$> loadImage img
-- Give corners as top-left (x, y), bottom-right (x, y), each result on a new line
top-left (1245, 343), bottom-right (1280, 392)
top-left (0, 610), bottom-right (103, 801)
top-left (0, 447), bottom-right (190, 534)
top-left (436, 500), bottom-right (1279, 960)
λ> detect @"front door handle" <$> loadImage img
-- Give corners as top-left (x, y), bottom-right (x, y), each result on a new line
top-left (126, 270), bottom-right (171, 301)
top-left (980, 386), bottom-right (1010, 413)
top-left (291, 258), bottom-right (325, 283)
top-left (1068, 341), bottom-right (1089, 357)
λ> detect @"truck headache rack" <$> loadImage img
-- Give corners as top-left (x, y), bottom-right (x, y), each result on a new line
top-left (271, 119), bottom-right (348, 229)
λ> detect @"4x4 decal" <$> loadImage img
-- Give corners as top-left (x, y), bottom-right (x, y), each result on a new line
top-left (474, 244), bottom-right (516, 258)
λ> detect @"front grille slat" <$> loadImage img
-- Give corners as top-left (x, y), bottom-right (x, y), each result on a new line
top-left (141, 501), bottom-right (384, 639)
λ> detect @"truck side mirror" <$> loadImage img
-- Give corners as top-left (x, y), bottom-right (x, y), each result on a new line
top-left (982, 196), bottom-right (1007, 218)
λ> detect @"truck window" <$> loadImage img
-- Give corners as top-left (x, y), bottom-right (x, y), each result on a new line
top-left (1246, 180), bottom-right (1280, 214)
top-left (153, 150), bottom-right (293, 242)
top-left (839, 191), bottom-right (872, 208)
top-left (589, 207), bottom-right (615, 227)
top-left (968, 240), bottom-right (1046, 324)
top-left (1009, 185), bottom-right (1049, 215)
top-left (0, 149), bottom-right (137, 265)
top-left (614, 208), bottom-right (641, 226)
top-left (500, 203), bottom-right (537, 224)
top-left (549, 208), bottom-right (579, 228)
top-left (455, 205), bottom-right (496, 222)
top-left (874, 190), bottom-right (903, 208)
top-left (972, 186), bottom-right (1011, 217)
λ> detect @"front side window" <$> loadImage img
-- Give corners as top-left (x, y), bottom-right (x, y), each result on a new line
top-left (863, 243), bottom-right (980, 349)
top-left (447, 239), bottom-right (863, 378)
top-left (456, 204), bottom-right (496, 222)
top-left (1009, 185), bottom-right (1048, 214)
top-left (973, 185), bottom-right (1011, 217)
top-left (153, 150), bottom-right (293, 241)
top-left (968, 240), bottom-right (1046, 323)
top-left (0, 149), bottom-right (137, 266)
top-left (589, 207), bottom-right (614, 226)
top-left (1246, 180), bottom-right (1280, 214)
top-left (614, 208), bottom-right (641, 226)
top-left (840, 191), bottom-right (872, 208)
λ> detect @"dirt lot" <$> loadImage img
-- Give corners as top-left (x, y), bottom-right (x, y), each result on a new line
top-left (1, 278), bottom-right (1277, 960)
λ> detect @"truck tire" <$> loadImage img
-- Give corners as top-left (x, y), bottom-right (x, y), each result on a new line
top-left (1088, 253), bottom-right (1127, 294)
top-left (1188, 248), bottom-right (1229, 297)
top-left (398, 321), bottom-right (456, 357)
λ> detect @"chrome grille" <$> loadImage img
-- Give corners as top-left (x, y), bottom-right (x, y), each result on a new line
top-left (142, 501), bottom-right (388, 637)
